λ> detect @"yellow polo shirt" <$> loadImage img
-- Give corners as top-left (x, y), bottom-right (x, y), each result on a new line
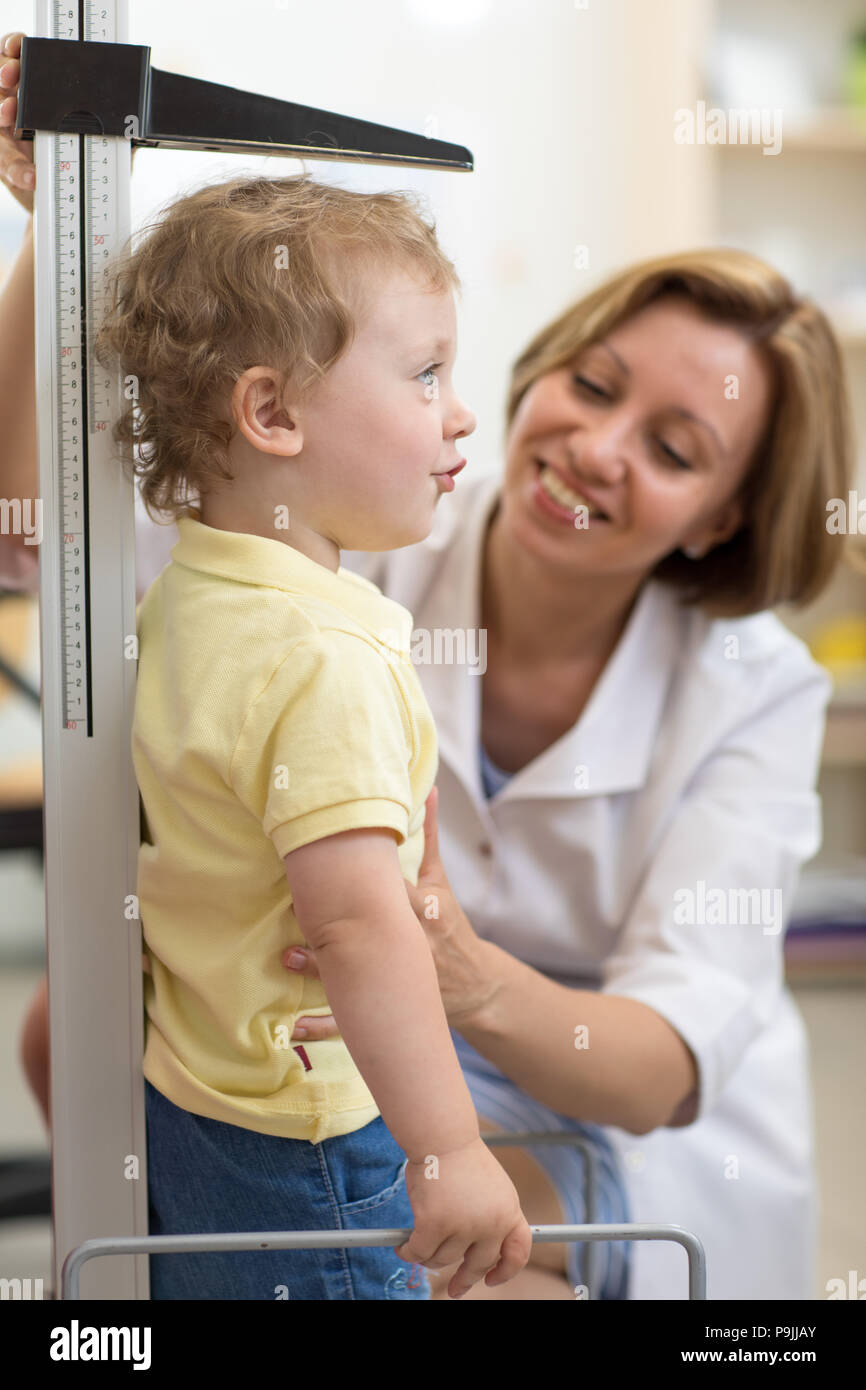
top-left (133, 508), bottom-right (438, 1142)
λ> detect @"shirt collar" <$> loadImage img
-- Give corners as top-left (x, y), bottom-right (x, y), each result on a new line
top-left (411, 472), bottom-right (684, 803)
top-left (169, 507), bottom-right (413, 652)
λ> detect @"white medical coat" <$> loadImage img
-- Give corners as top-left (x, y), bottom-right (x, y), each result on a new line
top-left (342, 469), bottom-right (831, 1301)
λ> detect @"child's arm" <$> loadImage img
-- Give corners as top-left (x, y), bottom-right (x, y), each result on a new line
top-left (283, 825), bottom-right (481, 1162)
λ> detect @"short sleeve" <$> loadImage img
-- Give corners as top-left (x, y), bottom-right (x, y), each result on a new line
top-left (600, 653), bottom-right (832, 1127)
top-left (229, 630), bottom-right (414, 859)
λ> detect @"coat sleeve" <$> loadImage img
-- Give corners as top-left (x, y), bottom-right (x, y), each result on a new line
top-left (599, 648), bottom-right (833, 1127)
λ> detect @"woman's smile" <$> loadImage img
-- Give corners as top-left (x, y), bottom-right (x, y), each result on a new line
top-left (530, 457), bottom-right (614, 529)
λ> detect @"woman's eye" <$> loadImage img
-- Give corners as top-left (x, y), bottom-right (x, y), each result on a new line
top-left (573, 370), bottom-right (693, 469)
top-left (657, 439), bottom-right (693, 471)
top-left (573, 374), bottom-right (609, 399)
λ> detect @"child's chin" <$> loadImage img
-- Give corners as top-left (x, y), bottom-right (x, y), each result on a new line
top-left (379, 516), bottom-right (435, 550)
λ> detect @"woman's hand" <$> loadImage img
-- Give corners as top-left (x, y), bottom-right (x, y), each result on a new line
top-left (0, 33), bottom-right (35, 212)
top-left (282, 785), bottom-right (500, 1040)
top-left (0, 30), bottom-right (139, 215)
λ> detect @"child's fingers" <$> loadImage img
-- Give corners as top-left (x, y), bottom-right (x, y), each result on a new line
top-left (477, 1220), bottom-right (534, 1287)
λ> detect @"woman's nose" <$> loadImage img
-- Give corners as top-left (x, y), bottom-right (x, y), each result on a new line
top-left (566, 420), bottom-right (627, 484)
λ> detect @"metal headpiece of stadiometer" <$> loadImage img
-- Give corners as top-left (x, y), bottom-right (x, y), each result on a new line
top-left (16, 35), bottom-right (474, 169)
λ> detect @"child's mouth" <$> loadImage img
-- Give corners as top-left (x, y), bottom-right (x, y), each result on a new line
top-left (435, 459), bottom-right (467, 479)
top-left (432, 459), bottom-right (466, 493)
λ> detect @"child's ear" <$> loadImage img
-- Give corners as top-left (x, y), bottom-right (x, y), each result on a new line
top-left (232, 367), bottom-right (304, 457)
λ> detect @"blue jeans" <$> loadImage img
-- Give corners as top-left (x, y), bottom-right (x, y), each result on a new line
top-left (144, 1079), bottom-right (430, 1300)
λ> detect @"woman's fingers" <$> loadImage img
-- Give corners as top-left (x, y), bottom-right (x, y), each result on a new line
top-left (0, 33), bottom-right (34, 212)
top-left (0, 58), bottom-right (20, 93)
top-left (0, 29), bottom-right (137, 211)
top-left (0, 53), bottom-right (22, 134)
top-left (0, 33), bottom-right (24, 123)
top-left (292, 1014), bottom-right (339, 1041)
top-left (282, 945), bottom-right (320, 977)
top-left (282, 946), bottom-right (335, 1038)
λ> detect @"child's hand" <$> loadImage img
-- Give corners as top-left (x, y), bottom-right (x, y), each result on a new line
top-left (397, 1135), bottom-right (533, 1299)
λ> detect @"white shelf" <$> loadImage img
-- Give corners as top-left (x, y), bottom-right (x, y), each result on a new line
top-left (713, 106), bottom-right (866, 154)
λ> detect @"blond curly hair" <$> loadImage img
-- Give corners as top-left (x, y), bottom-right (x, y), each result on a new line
top-left (94, 172), bottom-right (461, 525)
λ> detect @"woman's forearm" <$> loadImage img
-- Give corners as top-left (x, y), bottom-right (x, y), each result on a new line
top-left (456, 939), bottom-right (698, 1135)
top-left (310, 914), bottom-right (482, 1163)
top-left (0, 218), bottom-right (37, 515)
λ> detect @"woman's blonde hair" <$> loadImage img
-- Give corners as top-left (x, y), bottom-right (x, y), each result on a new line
top-left (505, 247), bottom-right (856, 617)
top-left (94, 172), bottom-right (461, 524)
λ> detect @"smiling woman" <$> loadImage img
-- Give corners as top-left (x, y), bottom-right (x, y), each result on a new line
top-left (501, 250), bottom-right (849, 618)
top-left (318, 246), bottom-right (855, 1300)
top-left (497, 294), bottom-right (777, 625)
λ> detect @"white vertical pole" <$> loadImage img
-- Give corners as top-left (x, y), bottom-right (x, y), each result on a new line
top-left (33, 0), bottom-right (147, 1299)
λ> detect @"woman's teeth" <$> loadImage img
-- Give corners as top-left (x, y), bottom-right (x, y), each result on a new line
top-left (537, 462), bottom-right (605, 517)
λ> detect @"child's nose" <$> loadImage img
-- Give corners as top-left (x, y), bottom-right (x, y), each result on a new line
top-left (451, 395), bottom-right (476, 440)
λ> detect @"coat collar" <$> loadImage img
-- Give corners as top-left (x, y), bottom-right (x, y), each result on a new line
top-left (412, 472), bottom-right (683, 805)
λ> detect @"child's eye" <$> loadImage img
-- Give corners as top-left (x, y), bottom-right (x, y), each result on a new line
top-left (418, 363), bottom-right (443, 387)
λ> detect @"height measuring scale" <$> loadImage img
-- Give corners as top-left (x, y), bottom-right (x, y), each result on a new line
top-left (32, 0), bottom-right (142, 1302)
top-left (19, 3), bottom-right (472, 1299)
